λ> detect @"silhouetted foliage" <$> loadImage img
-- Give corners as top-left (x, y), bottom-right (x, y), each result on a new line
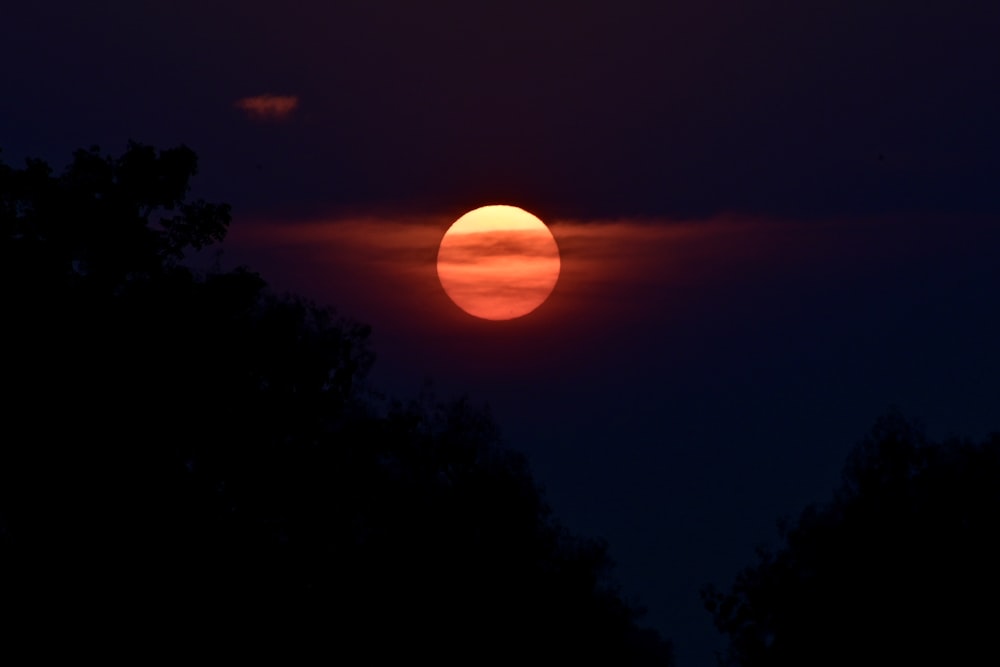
top-left (0, 144), bottom-right (672, 663)
top-left (702, 409), bottom-right (1000, 666)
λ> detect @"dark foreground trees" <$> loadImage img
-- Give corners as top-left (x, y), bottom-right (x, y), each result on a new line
top-left (703, 411), bottom-right (1000, 666)
top-left (0, 143), bottom-right (672, 664)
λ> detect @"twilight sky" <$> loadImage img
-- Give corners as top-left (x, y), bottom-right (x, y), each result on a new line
top-left (4, 2), bottom-right (999, 664)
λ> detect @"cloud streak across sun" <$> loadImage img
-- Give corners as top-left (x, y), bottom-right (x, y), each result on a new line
top-left (439, 230), bottom-right (563, 263)
top-left (218, 211), bottom-right (997, 363)
top-left (234, 94), bottom-right (300, 121)
top-left (220, 215), bottom-right (720, 333)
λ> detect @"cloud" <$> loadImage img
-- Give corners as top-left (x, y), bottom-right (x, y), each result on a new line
top-left (220, 216), bottom-right (692, 329)
top-left (220, 212), bottom-right (998, 338)
top-left (438, 229), bottom-right (561, 265)
top-left (234, 94), bottom-right (300, 121)
top-left (212, 211), bottom-right (1000, 389)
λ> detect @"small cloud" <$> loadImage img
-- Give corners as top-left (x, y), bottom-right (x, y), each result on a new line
top-left (235, 94), bottom-right (299, 121)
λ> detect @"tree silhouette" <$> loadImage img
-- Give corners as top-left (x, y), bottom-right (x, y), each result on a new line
top-left (702, 409), bottom-right (1000, 666)
top-left (1, 143), bottom-right (673, 664)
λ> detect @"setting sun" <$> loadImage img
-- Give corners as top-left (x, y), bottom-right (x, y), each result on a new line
top-left (437, 205), bottom-right (561, 320)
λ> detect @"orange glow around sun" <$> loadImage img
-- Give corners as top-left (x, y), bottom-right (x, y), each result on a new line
top-left (437, 205), bottom-right (561, 320)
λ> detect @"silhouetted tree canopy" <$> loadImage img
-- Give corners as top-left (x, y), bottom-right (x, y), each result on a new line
top-left (0, 143), bottom-right (672, 664)
top-left (703, 410), bottom-right (1000, 666)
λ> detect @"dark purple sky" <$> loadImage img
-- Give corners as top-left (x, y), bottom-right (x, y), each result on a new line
top-left (4, 2), bottom-right (1000, 664)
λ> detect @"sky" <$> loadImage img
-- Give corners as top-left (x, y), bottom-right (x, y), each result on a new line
top-left (4, 2), bottom-right (1000, 664)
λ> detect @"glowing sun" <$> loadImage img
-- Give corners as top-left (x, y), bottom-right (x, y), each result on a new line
top-left (437, 205), bottom-right (561, 320)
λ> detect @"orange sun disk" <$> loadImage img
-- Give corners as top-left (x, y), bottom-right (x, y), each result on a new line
top-left (436, 205), bottom-right (561, 320)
